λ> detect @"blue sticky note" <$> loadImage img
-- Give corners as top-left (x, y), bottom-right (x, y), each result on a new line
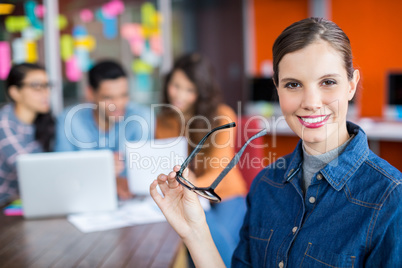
top-left (75, 48), bottom-right (93, 72)
top-left (24, 0), bottom-right (43, 30)
top-left (135, 73), bottom-right (152, 92)
top-left (103, 16), bottom-right (117, 40)
top-left (72, 25), bottom-right (88, 38)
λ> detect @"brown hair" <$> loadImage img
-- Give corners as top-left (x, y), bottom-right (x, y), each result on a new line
top-left (272, 17), bottom-right (354, 86)
top-left (161, 53), bottom-right (222, 147)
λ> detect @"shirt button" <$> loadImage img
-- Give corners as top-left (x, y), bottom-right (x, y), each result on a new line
top-left (292, 226), bottom-right (298, 234)
top-left (316, 174), bottom-right (323, 180)
top-left (279, 261), bottom-right (284, 268)
top-left (309, 196), bottom-right (316, 204)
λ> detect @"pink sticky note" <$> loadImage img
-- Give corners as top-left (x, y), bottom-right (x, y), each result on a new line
top-left (80, 9), bottom-right (93, 23)
top-left (4, 208), bottom-right (23, 216)
top-left (102, 0), bottom-right (125, 17)
top-left (35, 5), bottom-right (46, 18)
top-left (0, 42), bottom-right (11, 80)
top-left (121, 23), bottom-right (142, 40)
top-left (150, 35), bottom-right (163, 55)
top-left (66, 56), bottom-right (82, 82)
top-left (130, 39), bottom-right (144, 56)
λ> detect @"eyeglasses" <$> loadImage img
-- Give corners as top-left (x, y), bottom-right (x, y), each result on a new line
top-left (20, 82), bottom-right (53, 91)
top-left (176, 122), bottom-right (267, 202)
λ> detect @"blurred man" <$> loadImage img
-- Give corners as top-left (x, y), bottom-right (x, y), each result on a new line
top-left (55, 60), bottom-right (153, 199)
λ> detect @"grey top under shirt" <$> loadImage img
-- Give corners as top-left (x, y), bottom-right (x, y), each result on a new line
top-left (302, 135), bottom-right (355, 194)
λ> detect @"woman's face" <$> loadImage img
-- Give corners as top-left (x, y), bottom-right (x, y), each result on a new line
top-left (167, 69), bottom-right (198, 115)
top-left (277, 40), bottom-right (359, 153)
top-left (15, 70), bottom-right (51, 114)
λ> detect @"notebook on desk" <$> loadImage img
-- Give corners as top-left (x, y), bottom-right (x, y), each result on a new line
top-left (16, 150), bottom-right (118, 219)
top-left (126, 137), bottom-right (188, 196)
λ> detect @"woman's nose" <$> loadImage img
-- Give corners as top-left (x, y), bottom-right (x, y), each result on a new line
top-left (301, 87), bottom-right (322, 112)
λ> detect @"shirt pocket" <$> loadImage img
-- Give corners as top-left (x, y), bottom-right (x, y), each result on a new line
top-left (249, 226), bottom-right (273, 268)
top-left (300, 242), bottom-right (357, 268)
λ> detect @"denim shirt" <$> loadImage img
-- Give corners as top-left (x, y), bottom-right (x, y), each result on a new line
top-left (232, 122), bottom-right (402, 268)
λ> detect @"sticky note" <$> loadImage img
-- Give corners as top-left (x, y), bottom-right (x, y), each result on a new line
top-left (0, 4), bottom-right (15, 15)
top-left (22, 27), bottom-right (42, 40)
top-left (75, 48), bottom-right (93, 72)
top-left (121, 23), bottom-right (143, 40)
top-left (61, 34), bottom-right (74, 61)
top-left (150, 34), bottom-right (163, 55)
top-left (35, 4), bottom-right (45, 18)
top-left (12, 38), bottom-right (26, 64)
top-left (26, 41), bottom-right (38, 63)
top-left (102, 0), bottom-right (125, 17)
top-left (132, 59), bottom-right (153, 74)
top-left (58, 15), bottom-right (68, 30)
top-left (66, 56), bottom-right (82, 82)
top-left (72, 25), bottom-right (88, 37)
top-left (103, 16), bottom-right (117, 39)
top-left (141, 49), bottom-right (160, 67)
top-left (0, 42), bottom-right (11, 80)
top-left (75, 36), bottom-right (96, 51)
top-left (135, 73), bottom-right (152, 92)
top-left (5, 16), bottom-right (30, 33)
top-left (95, 8), bottom-right (106, 22)
top-left (80, 9), bottom-right (93, 23)
top-left (24, 0), bottom-right (43, 30)
top-left (141, 3), bottom-right (156, 28)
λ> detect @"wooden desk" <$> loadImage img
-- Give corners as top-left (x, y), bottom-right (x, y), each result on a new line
top-left (0, 213), bottom-right (186, 268)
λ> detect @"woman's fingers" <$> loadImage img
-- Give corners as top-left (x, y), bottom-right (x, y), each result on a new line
top-left (150, 180), bottom-right (163, 204)
top-left (167, 170), bottom-right (180, 189)
top-left (156, 174), bottom-right (170, 195)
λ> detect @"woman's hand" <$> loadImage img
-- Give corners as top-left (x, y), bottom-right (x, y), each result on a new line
top-left (150, 165), bottom-right (206, 240)
top-left (150, 165), bottom-right (225, 268)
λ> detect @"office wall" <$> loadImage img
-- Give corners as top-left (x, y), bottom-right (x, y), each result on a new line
top-left (252, 0), bottom-right (402, 118)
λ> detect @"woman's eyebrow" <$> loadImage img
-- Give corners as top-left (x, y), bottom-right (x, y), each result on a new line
top-left (280, 77), bottom-right (302, 84)
top-left (319, 73), bottom-right (342, 79)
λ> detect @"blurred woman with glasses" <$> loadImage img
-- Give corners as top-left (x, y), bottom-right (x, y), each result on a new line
top-left (155, 53), bottom-right (248, 267)
top-left (0, 63), bottom-right (55, 206)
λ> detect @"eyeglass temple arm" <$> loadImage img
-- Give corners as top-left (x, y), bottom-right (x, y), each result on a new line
top-left (210, 128), bottom-right (268, 190)
top-left (179, 122), bottom-right (236, 173)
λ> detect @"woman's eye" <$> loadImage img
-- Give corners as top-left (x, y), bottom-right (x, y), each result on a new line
top-left (285, 82), bottom-right (300, 89)
top-left (322, 80), bottom-right (337, 86)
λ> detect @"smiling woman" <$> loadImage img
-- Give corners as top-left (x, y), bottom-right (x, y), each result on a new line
top-left (150, 18), bottom-right (402, 268)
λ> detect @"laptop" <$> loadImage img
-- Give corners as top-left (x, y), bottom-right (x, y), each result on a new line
top-left (126, 137), bottom-right (188, 196)
top-left (16, 150), bottom-right (118, 219)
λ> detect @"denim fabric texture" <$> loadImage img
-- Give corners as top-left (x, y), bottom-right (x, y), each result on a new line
top-left (232, 122), bottom-right (402, 267)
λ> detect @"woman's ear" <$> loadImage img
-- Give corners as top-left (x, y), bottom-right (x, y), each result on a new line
top-left (8, 86), bottom-right (21, 102)
top-left (348, 69), bottom-right (360, 101)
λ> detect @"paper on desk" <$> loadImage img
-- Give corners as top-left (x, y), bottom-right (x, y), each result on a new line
top-left (67, 197), bottom-right (166, 233)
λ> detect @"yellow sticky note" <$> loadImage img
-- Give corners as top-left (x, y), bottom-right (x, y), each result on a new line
top-left (58, 15), bottom-right (68, 30)
top-left (26, 41), bottom-right (38, 63)
top-left (61, 35), bottom-right (74, 61)
top-left (0, 4), bottom-right (15, 15)
top-left (74, 36), bottom-right (96, 51)
top-left (141, 3), bottom-right (156, 28)
top-left (132, 60), bottom-right (153, 74)
top-left (5, 16), bottom-right (30, 33)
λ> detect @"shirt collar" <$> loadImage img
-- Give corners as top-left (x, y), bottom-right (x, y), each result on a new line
top-left (284, 121), bottom-right (369, 191)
